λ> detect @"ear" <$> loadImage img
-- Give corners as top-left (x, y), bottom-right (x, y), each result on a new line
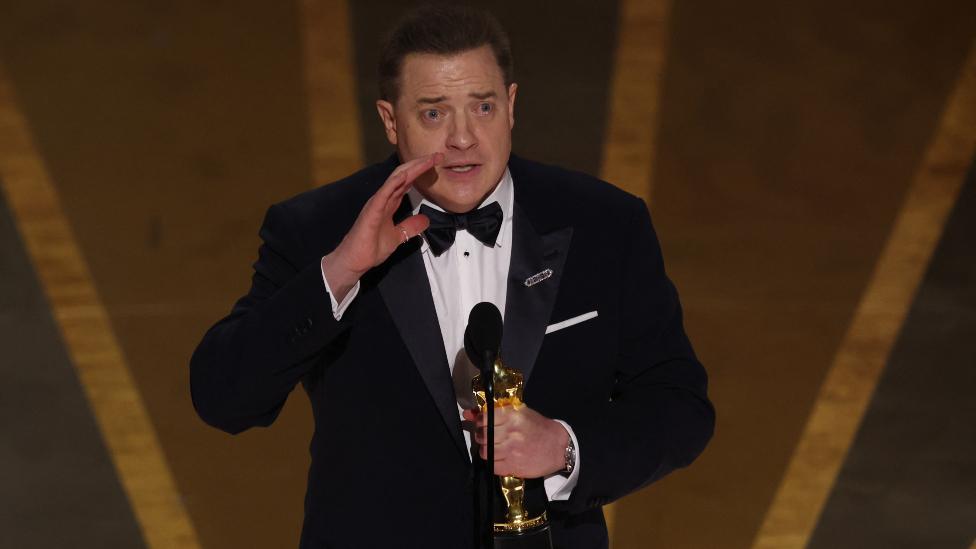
top-left (506, 83), bottom-right (518, 130)
top-left (376, 100), bottom-right (398, 145)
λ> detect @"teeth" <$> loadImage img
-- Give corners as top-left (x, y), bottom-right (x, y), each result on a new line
top-left (449, 165), bottom-right (475, 173)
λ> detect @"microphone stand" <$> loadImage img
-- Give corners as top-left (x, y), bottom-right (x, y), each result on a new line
top-left (483, 350), bottom-right (495, 549)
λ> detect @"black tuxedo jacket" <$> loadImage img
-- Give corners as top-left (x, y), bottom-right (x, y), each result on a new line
top-left (190, 154), bottom-right (714, 549)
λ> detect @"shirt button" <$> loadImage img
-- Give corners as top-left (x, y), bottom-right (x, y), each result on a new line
top-left (464, 251), bottom-right (470, 257)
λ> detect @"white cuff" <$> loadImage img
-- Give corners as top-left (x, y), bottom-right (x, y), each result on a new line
top-left (544, 419), bottom-right (580, 501)
top-left (321, 259), bottom-right (360, 320)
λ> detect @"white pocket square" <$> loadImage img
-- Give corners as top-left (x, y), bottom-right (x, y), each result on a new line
top-left (545, 311), bottom-right (598, 335)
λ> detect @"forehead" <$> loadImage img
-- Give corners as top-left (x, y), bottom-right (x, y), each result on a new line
top-left (398, 46), bottom-right (505, 103)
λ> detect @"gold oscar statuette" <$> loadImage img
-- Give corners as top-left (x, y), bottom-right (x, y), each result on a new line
top-left (472, 358), bottom-right (553, 548)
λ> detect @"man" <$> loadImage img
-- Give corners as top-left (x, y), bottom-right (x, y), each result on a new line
top-left (190, 6), bottom-right (713, 548)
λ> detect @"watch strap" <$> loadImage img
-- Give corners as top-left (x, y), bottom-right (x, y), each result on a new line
top-left (563, 435), bottom-right (576, 475)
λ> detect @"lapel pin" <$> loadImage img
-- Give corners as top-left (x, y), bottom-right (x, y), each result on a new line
top-left (524, 269), bottom-right (553, 287)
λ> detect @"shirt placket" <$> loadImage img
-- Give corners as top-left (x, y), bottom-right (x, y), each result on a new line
top-left (456, 230), bottom-right (476, 327)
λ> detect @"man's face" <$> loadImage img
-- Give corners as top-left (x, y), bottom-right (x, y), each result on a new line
top-left (376, 45), bottom-right (517, 213)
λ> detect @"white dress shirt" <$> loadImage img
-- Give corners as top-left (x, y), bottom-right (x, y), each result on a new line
top-left (322, 168), bottom-right (579, 501)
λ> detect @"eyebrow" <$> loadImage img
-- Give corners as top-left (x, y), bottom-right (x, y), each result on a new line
top-left (415, 91), bottom-right (497, 105)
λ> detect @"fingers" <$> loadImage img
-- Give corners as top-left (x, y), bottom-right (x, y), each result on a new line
top-left (478, 443), bottom-right (514, 474)
top-left (379, 153), bottom-right (442, 199)
top-left (489, 406), bottom-right (512, 427)
top-left (476, 430), bottom-right (516, 474)
top-left (473, 421), bottom-right (516, 446)
top-left (393, 225), bottom-right (410, 245)
top-left (368, 160), bottom-right (415, 210)
top-left (469, 406), bottom-right (523, 448)
top-left (374, 169), bottom-right (409, 204)
top-left (469, 406), bottom-right (513, 433)
top-left (494, 462), bottom-right (515, 477)
top-left (399, 152), bottom-right (443, 186)
top-left (479, 442), bottom-right (509, 461)
top-left (393, 213), bottom-right (430, 245)
top-left (479, 445), bottom-right (521, 477)
top-left (377, 153), bottom-right (443, 219)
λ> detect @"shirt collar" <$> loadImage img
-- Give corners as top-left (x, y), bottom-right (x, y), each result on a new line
top-left (408, 167), bottom-right (514, 253)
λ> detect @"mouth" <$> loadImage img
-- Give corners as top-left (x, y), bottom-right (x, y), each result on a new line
top-left (445, 163), bottom-right (481, 173)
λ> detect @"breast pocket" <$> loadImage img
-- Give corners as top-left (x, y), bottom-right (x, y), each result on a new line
top-left (545, 310), bottom-right (599, 335)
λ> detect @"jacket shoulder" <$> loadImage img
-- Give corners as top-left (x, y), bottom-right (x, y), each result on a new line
top-left (255, 156), bottom-right (398, 262)
top-left (508, 155), bottom-right (647, 226)
top-left (276, 157), bottom-right (395, 223)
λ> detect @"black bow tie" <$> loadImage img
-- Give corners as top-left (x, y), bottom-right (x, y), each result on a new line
top-left (419, 202), bottom-right (503, 256)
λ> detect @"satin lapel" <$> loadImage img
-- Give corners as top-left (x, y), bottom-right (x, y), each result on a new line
top-left (501, 203), bottom-right (573, 385)
top-left (378, 204), bottom-right (467, 460)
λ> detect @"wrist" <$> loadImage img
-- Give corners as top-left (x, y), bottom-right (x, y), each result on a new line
top-left (322, 250), bottom-right (364, 301)
top-left (327, 243), bottom-right (369, 279)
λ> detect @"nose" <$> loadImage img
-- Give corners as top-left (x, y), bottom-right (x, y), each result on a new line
top-left (446, 113), bottom-right (477, 151)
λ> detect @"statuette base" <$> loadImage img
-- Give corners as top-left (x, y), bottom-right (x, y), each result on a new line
top-left (493, 521), bottom-right (552, 549)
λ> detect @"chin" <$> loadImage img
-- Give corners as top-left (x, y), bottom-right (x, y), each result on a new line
top-left (440, 196), bottom-right (480, 214)
top-left (427, 177), bottom-right (495, 212)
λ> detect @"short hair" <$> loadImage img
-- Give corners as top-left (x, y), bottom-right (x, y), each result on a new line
top-left (378, 5), bottom-right (514, 102)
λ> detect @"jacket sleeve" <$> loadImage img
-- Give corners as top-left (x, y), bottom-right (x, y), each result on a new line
top-left (190, 203), bottom-right (350, 434)
top-left (553, 196), bottom-right (715, 513)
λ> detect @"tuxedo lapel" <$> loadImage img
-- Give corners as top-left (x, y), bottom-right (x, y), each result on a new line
top-left (378, 201), bottom-right (467, 460)
top-left (501, 203), bottom-right (573, 385)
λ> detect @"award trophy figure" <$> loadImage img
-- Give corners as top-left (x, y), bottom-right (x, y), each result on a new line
top-left (473, 358), bottom-right (554, 549)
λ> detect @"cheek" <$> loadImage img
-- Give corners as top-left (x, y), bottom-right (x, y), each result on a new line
top-left (403, 125), bottom-right (449, 155)
top-left (482, 133), bottom-right (511, 164)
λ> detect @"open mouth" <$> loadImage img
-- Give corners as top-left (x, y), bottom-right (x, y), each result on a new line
top-left (447, 164), bottom-right (479, 173)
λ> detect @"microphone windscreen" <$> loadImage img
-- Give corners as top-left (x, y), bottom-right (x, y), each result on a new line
top-left (464, 302), bottom-right (503, 364)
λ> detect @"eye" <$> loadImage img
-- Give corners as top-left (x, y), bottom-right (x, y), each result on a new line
top-left (424, 109), bottom-right (441, 121)
top-left (478, 102), bottom-right (493, 114)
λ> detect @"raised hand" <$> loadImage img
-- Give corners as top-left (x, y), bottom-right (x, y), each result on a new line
top-left (322, 153), bottom-right (442, 300)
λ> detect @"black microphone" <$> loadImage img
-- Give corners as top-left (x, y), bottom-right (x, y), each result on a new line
top-left (464, 302), bottom-right (502, 549)
top-left (464, 302), bottom-right (503, 373)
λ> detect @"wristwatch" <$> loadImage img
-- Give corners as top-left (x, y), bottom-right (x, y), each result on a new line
top-left (563, 436), bottom-right (577, 475)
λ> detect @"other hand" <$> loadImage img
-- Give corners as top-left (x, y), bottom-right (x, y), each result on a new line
top-left (463, 405), bottom-right (569, 478)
